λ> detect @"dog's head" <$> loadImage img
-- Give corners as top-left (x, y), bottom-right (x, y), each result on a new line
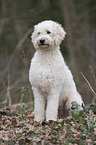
top-left (31, 20), bottom-right (66, 50)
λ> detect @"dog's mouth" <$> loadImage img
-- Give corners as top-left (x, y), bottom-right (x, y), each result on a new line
top-left (38, 44), bottom-right (50, 49)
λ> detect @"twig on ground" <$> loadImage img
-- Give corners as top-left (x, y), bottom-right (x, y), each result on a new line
top-left (20, 93), bottom-right (24, 104)
top-left (5, 70), bottom-right (12, 106)
top-left (89, 66), bottom-right (96, 85)
top-left (81, 72), bottom-right (96, 103)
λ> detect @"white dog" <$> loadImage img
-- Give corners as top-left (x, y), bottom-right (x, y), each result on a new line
top-left (29, 20), bottom-right (84, 121)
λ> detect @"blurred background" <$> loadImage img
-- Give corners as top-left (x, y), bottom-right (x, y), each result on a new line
top-left (0, 0), bottom-right (96, 107)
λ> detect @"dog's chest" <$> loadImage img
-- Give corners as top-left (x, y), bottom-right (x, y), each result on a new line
top-left (30, 61), bottom-right (55, 87)
top-left (29, 51), bottom-right (65, 90)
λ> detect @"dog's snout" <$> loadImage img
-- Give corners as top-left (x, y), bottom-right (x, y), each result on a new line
top-left (40, 39), bottom-right (45, 45)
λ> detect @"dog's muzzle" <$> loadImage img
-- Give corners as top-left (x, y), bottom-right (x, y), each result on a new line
top-left (38, 38), bottom-right (50, 49)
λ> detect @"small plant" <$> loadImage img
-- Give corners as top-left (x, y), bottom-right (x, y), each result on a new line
top-left (20, 87), bottom-right (26, 103)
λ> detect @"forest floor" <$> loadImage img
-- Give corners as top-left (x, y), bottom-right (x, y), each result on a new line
top-left (0, 103), bottom-right (96, 145)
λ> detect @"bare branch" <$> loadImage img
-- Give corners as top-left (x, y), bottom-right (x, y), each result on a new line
top-left (89, 66), bottom-right (96, 86)
top-left (1, 28), bottom-right (33, 78)
top-left (81, 72), bottom-right (96, 101)
top-left (0, 75), bottom-right (27, 99)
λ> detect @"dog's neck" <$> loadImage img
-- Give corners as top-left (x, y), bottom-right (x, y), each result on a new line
top-left (35, 46), bottom-right (63, 63)
top-left (36, 46), bottom-right (60, 54)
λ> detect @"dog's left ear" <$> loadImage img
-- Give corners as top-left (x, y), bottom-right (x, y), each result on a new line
top-left (54, 23), bottom-right (66, 46)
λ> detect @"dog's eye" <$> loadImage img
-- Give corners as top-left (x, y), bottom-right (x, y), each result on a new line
top-left (47, 31), bottom-right (51, 34)
top-left (38, 32), bottom-right (40, 35)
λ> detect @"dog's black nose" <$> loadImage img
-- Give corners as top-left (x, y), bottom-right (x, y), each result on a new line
top-left (40, 39), bottom-right (45, 45)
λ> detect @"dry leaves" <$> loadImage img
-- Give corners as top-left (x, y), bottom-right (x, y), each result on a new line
top-left (0, 103), bottom-right (96, 144)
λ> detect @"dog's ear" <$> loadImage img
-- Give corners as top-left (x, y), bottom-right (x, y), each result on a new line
top-left (31, 27), bottom-right (35, 44)
top-left (54, 23), bottom-right (66, 46)
top-left (30, 26), bottom-right (38, 50)
top-left (30, 26), bottom-right (38, 49)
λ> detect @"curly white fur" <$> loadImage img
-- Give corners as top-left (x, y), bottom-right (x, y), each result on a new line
top-left (29, 20), bottom-right (84, 121)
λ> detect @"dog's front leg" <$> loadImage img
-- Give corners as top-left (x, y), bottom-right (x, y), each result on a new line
top-left (33, 87), bottom-right (45, 122)
top-left (46, 89), bottom-right (60, 121)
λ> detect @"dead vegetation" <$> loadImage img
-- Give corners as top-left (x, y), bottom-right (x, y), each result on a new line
top-left (0, 103), bottom-right (96, 144)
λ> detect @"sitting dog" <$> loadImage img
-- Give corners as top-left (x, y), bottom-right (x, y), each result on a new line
top-left (29, 20), bottom-right (84, 121)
